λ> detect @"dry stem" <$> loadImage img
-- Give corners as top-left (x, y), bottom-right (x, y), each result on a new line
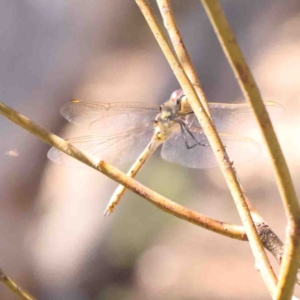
top-left (0, 101), bottom-right (247, 241)
top-left (200, 1), bottom-right (300, 298)
top-left (156, 0), bottom-right (211, 118)
top-left (0, 103), bottom-right (288, 263)
top-left (0, 268), bottom-right (36, 300)
top-left (137, 0), bottom-right (277, 295)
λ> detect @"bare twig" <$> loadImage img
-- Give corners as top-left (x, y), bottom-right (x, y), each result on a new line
top-left (0, 101), bottom-right (247, 241)
top-left (157, 0), bottom-right (273, 254)
top-left (136, 0), bottom-right (277, 295)
top-left (0, 102), bottom-right (290, 264)
top-left (0, 268), bottom-right (36, 300)
top-left (156, 0), bottom-right (211, 118)
top-left (200, 1), bottom-right (300, 298)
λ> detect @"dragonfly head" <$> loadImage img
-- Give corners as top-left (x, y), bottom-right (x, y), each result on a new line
top-left (168, 89), bottom-right (192, 115)
top-left (170, 89), bottom-right (184, 105)
top-left (159, 89), bottom-right (184, 120)
top-left (156, 90), bottom-right (186, 133)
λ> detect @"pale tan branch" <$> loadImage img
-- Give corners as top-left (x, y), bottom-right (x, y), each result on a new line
top-left (200, 1), bottom-right (300, 298)
top-left (137, 0), bottom-right (277, 295)
top-left (0, 101), bottom-right (246, 241)
top-left (156, 0), bottom-right (274, 270)
top-left (0, 268), bottom-right (36, 300)
top-left (156, 0), bottom-right (211, 117)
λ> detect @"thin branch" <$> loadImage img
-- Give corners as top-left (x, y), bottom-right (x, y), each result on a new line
top-left (0, 101), bottom-right (247, 241)
top-left (0, 268), bottom-right (36, 300)
top-left (156, 2), bottom-right (280, 283)
top-left (137, 0), bottom-right (277, 295)
top-left (156, 0), bottom-right (211, 117)
top-left (156, 0), bottom-right (276, 264)
top-left (1, 102), bottom-right (289, 279)
top-left (200, 1), bottom-right (300, 298)
top-left (0, 102), bottom-right (290, 267)
top-left (0, 94), bottom-right (293, 298)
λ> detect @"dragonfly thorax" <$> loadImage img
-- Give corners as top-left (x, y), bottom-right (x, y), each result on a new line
top-left (156, 100), bottom-right (182, 137)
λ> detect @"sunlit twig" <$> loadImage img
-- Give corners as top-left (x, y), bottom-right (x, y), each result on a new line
top-left (199, 1), bottom-right (300, 298)
top-left (156, 0), bottom-right (211, 118)
top-left (0, 268), bottom-right (36, 300)
top-left (136, 0), bottom-right (277, 295)
top-left (0, 101), bottom-right (247, 241)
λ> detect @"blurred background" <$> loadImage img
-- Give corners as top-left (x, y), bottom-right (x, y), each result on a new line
top-left (0, 0), bottom-right (300, 299)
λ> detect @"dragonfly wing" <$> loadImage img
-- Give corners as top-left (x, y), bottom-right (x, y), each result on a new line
top-left (186, 102), bottom-right (283, 134)
top-left (60, 100), bottom-right (160, 134)
top-left (161, 128), bottom-right (260, 169)
top-left (48, 122), bottom-right (155, 167)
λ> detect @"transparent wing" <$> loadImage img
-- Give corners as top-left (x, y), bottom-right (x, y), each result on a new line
top-left (161, 128), bottom-right (260, 169)
top-left (60, 100), bottom-right (160, 134)
top-left (48, 122), bottom-right (155, 167)
top-left (186, 102), bottom-right (283, 134)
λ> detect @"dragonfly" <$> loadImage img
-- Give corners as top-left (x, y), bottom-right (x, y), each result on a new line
top-left (48, 89), bottom-right (282, 215)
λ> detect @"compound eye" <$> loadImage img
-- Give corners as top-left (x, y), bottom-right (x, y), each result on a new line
top-left (170, 89), bottom-right (183, 104)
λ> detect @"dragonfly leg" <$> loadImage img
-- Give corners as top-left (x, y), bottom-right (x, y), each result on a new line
top-left (180, 122), bottom-right (191, 149)
top-left (180, 122), bottom-right (204, 149)
top-left (187, 115), bottom-right (196, 129)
